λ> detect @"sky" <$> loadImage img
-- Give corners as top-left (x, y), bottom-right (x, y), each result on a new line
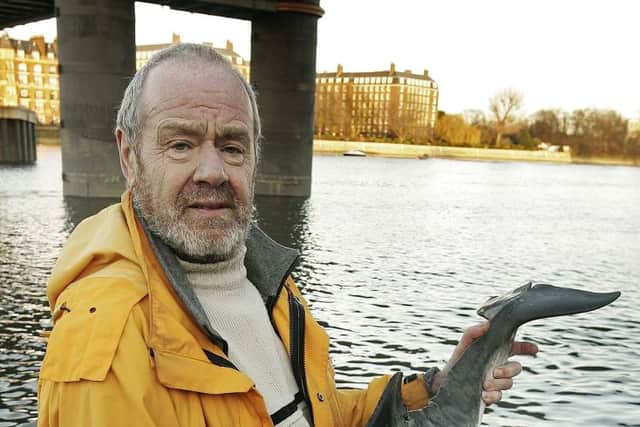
top-left (4, 0), bottom-right (639, 119)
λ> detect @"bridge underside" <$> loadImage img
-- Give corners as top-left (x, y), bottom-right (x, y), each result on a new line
top-left (0, 0), bottom-right (52, 28)
top-left (0, 1), bottom-right (280, 28)
top-left (2, 0), bottom-right (321, 200)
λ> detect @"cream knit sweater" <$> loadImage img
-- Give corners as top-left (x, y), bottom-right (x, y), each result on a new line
top-left (178, 247), bottom-right (311, 427)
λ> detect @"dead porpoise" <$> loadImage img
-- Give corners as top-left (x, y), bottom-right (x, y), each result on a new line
top-left (366, 282), bottom-right (621, 427)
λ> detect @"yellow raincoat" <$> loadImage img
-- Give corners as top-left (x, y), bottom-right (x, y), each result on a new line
top-left (38, 192), bottom-right (431, 426)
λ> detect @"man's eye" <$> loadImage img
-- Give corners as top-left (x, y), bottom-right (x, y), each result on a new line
top-left (222, 145), bottom-right (243, 154)
top-left (171, 142), bottom-right (191, 152)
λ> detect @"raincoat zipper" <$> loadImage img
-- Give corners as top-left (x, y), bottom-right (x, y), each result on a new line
top-left (288, 290), bottom-right (311, 417)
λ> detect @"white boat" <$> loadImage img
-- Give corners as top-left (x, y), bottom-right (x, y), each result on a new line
top-left (342, 150), bottom-right (366, 157)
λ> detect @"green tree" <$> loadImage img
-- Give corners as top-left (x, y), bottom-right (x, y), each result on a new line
top-left (434, 113), bottom-right (482, 146)
top-left (511, 128), bottom-right (538, 150)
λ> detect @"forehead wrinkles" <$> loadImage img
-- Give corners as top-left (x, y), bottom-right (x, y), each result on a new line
top-left (137, 62), bottom-right (254, 142)
top-left (141, 89), bottom-right (249, 121)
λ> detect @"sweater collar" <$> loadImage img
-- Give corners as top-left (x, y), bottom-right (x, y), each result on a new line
top-left (141, 219), bottom-right (300, 300)
top-left (178, 246), bottom-right (248, 291)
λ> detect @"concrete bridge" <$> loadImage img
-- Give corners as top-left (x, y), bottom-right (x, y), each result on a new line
top-left (1, 0), bottom-right (322, 198)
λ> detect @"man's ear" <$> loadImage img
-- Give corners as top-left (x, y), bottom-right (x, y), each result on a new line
top-left (115, 128), bottom-right (137, 188)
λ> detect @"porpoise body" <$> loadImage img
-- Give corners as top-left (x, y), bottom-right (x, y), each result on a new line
top-left (366, 282), bottom-right (621, 427)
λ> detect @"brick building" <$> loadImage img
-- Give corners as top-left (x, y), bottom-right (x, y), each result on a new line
top-left (0, 33), bottom-right (59, 125)
top-left (315, 63), bottom-right (439, 142)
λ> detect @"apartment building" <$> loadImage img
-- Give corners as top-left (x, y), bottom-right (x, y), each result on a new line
top-left (136, 33), bottom-right (250, 81)
top-left (0, 33), bottom-right (59, 124)
top-left (315, 63), bottom-right (439, 142)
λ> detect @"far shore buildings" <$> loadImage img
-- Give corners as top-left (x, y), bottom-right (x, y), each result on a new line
top-left (0, 33), bottom-right (249, 125)
top-left (314, 63), bottom-right (439, 142)
top-left (1, 33), bottom-right (439, 141)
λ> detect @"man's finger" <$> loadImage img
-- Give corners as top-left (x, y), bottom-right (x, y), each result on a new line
top-left (493, 361), bottom-right (522, 379)
top-left (481, 390), bottom-right (502, 405)
top-left (443, 322), bottom-right (491, 375)
top-left (484, 377), bottom-right (513, 392)
top-left (458, 321), bottom-right (490, 347)
top-left (511, 341), bottom-right (539, 356)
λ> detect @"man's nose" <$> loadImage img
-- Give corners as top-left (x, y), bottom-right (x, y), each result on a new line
top-left (192, 144), bottom-right (229, 187)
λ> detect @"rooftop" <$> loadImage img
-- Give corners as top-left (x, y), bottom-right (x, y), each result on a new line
top-left (317, 63), bottom-right (435, 82)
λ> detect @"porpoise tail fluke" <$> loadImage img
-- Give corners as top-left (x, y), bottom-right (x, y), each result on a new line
top-left (366, 282), bottom-right (621, 427)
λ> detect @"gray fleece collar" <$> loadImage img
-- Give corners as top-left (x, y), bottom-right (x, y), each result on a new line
top-left (136, 209), bottom-right (300, 351)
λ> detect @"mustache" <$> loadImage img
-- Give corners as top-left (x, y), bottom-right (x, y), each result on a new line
top-left (177, 183), bottom-right (239, 209)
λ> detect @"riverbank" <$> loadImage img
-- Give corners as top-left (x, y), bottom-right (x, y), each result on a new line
top-left (314, 139), bottom-right (639, 166)
top-left (31, 130), bottom-right (637, 166)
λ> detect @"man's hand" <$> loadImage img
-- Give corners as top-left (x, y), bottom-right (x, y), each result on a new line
top-left (431, 321), bottom-right (538, 405)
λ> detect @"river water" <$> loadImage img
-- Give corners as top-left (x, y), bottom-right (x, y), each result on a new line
top-left (1, 144), bottom-right (639, 426)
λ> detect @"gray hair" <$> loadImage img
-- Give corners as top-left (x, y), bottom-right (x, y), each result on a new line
top-left (115, 43), bottom-right (261, 159)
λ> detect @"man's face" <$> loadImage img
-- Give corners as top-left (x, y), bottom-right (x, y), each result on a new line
top-left (127, 59), bottom-right (255, 261)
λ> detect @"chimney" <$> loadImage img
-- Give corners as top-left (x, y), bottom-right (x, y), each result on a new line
top-left (390, 62), bottom-right (396, 74)
top-left (0, 32), bottom-right (11, 49)
top-left (30, 35), bottom-right (46, 56)
top-left (226, 40), bottom-right (233, 51)
top-left (172, 33), bottom-right (181, 44)
top-left (424, 69), bottom-right (429, 78)
top-left (337, 64), bottom-right (343, 76)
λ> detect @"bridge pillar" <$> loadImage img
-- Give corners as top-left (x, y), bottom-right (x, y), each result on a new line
top-left (0, 106), bottom-right (37, 164)
top-left (251, 2), bottom-right (323, 197)
top-left (56, 0), bottom-right (134, 197)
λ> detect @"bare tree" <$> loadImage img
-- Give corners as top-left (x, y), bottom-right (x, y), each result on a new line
top-left (462, 109), bottom-right (487, 126)
top-left (489, 88), bottom-right (524, 147)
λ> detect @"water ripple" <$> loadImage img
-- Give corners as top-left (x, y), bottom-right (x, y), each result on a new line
top-left (1, 149), bottom-right (639, 426)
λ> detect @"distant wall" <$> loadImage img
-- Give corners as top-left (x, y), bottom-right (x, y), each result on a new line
top-left (36, 125), bottom-right (61, 145)
top-left (571, 155), bottom-right (639, 167)
top-left (314, 139), bottom-right (572, 163)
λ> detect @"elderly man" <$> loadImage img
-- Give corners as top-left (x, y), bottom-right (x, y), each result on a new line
top-left (38, 44), bottom-right (536, 426)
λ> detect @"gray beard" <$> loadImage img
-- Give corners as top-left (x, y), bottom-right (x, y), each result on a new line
top-left (132, 168), bottom-right (252, 263)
